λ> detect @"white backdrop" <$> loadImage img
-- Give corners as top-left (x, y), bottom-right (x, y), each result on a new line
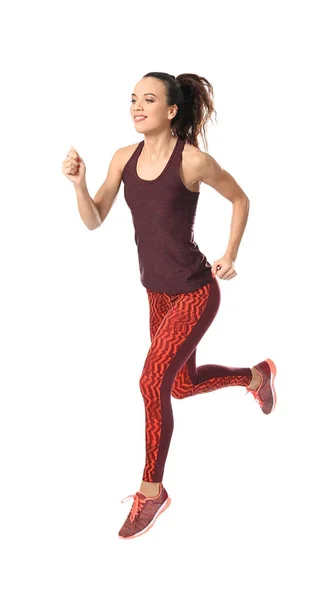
top-left (1, 0), bottom-right (330, 598)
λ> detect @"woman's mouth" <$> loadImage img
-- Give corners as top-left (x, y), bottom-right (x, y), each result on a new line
top-left (134, 116), bottom-right (147, 122)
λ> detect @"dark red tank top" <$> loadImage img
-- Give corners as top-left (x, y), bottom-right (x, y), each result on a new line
top-left (121, 136), bottom-right (214, 294)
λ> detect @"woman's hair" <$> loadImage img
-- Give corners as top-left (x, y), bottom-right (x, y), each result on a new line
top-left (142, 71), bottom-right (218, 152)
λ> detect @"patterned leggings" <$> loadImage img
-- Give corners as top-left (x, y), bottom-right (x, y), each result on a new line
top-left (140, 277), bottom-right (252, 483)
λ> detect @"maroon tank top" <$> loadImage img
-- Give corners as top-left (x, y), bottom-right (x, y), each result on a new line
top-left (121, 136), bottom-right (214, 294)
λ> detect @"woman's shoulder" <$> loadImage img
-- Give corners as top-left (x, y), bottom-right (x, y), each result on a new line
top-left (117, 142), bottom-right (141, 174)
top-left (181, 139), bottom-right (207, 184)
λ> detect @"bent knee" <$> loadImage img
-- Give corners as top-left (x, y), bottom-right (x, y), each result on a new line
top-left (171, 388), bottom-right (186, 399)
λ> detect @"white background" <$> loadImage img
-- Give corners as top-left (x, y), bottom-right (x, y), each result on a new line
top-left (1, 0), bottom-right (330, 598)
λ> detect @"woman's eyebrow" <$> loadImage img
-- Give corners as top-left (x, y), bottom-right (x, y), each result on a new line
top-left (131, 93), bottom-right (158, 98)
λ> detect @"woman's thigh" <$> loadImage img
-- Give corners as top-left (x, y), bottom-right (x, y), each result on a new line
top-left (146, 288), bottom-right (173, 342)
top-left (142, 279), bottom-right (221, 386)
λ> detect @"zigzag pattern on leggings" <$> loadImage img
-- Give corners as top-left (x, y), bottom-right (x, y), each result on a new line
top-left (140, 281), bottom-right (252, 482)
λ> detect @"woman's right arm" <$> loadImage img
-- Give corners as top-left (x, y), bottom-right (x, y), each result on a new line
top-left (89, 148), bottom-right (125, 228)
top-left (74, 180), bottom-right (102, 230)
top-left (63, 146), bottom-right (125, 230)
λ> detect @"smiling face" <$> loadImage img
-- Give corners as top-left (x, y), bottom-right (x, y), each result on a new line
top-left (130, 77), bottom-right (178, 134)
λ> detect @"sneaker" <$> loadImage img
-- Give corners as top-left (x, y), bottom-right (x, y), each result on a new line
top-left (245, 358), bottom-right (277, 414)
top-left (118, 483), bottom-right (171, 540)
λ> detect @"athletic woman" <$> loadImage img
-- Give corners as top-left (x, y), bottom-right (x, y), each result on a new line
top-left (62, 72), bottom-right (277, 540)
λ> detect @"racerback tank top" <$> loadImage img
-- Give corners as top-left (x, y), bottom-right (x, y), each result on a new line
top-left (121, 135), bottom-right (214, 294)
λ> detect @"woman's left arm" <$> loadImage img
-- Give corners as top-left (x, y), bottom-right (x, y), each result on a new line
top-left (194, 151), bottom-right (250, 280)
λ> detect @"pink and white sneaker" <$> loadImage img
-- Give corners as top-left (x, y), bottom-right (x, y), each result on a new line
top-left (245, 358), bottom-right (277, 414)
top-left (118, 483), bottom-right (171, 540)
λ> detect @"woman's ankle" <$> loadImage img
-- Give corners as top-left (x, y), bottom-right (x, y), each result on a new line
top-left (140, 480), bottom-right (161, 497)
top-left (248, 366), bottom-right (262, 390)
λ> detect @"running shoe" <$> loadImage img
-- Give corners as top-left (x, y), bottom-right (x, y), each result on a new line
top-left (118, 483), bottom-right (171, 539)
top-left (245, 358), bottom-right (277, 414)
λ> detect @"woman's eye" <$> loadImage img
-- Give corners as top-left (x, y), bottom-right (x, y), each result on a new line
top-left (131, 99), bottom-right (153, 103)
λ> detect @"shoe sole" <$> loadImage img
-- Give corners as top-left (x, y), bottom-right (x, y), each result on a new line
top-left (118, 496), bottom-right (172, 540)
top-left (264, 358), bottom-right (277, 414)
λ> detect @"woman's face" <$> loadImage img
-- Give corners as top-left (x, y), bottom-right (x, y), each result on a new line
top-left (130, 77), bottom-right (177, 134)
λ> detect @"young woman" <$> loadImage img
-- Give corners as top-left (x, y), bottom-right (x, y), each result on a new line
top-left (62, 71), bottom-right (277, 541)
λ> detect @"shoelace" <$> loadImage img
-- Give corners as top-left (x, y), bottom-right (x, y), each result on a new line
top-left (121, 493), bottom-right (147, 523)
top-left (245, 386), bottom-right (263, 407)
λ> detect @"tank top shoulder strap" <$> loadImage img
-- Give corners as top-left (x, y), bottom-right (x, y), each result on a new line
top-left (121, 141), bottom-right (144, 180)
top-left (169, 136), bottom-right (185, 168)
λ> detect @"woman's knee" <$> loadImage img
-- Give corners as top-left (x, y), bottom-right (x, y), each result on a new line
top-left (171, 386), bottom-right (188, 399)
top-left (139, 368), bottom-right (157, 398)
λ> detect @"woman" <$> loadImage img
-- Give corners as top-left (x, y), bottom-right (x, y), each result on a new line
top-left (62, 72), bottom-right (277, 541)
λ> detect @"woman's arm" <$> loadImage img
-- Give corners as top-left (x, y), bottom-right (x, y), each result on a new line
top-left (192, 151), bottom-right (250, 261)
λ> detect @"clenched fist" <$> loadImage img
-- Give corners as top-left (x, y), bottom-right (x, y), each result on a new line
top-left (62, 146), bottom-right (86, 185)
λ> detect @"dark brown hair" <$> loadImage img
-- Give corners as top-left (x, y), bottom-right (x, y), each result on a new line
top-left (142, 72), bottom-right (217, 152)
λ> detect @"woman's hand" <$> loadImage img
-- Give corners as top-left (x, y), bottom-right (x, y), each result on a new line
top-left (62, 146), bottom-right (86, 186)
top-left (211, 255), bottom-right (237, 280)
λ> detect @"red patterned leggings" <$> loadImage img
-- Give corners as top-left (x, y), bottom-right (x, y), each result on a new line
top-left (140, 277), bottom-right (252, 483)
